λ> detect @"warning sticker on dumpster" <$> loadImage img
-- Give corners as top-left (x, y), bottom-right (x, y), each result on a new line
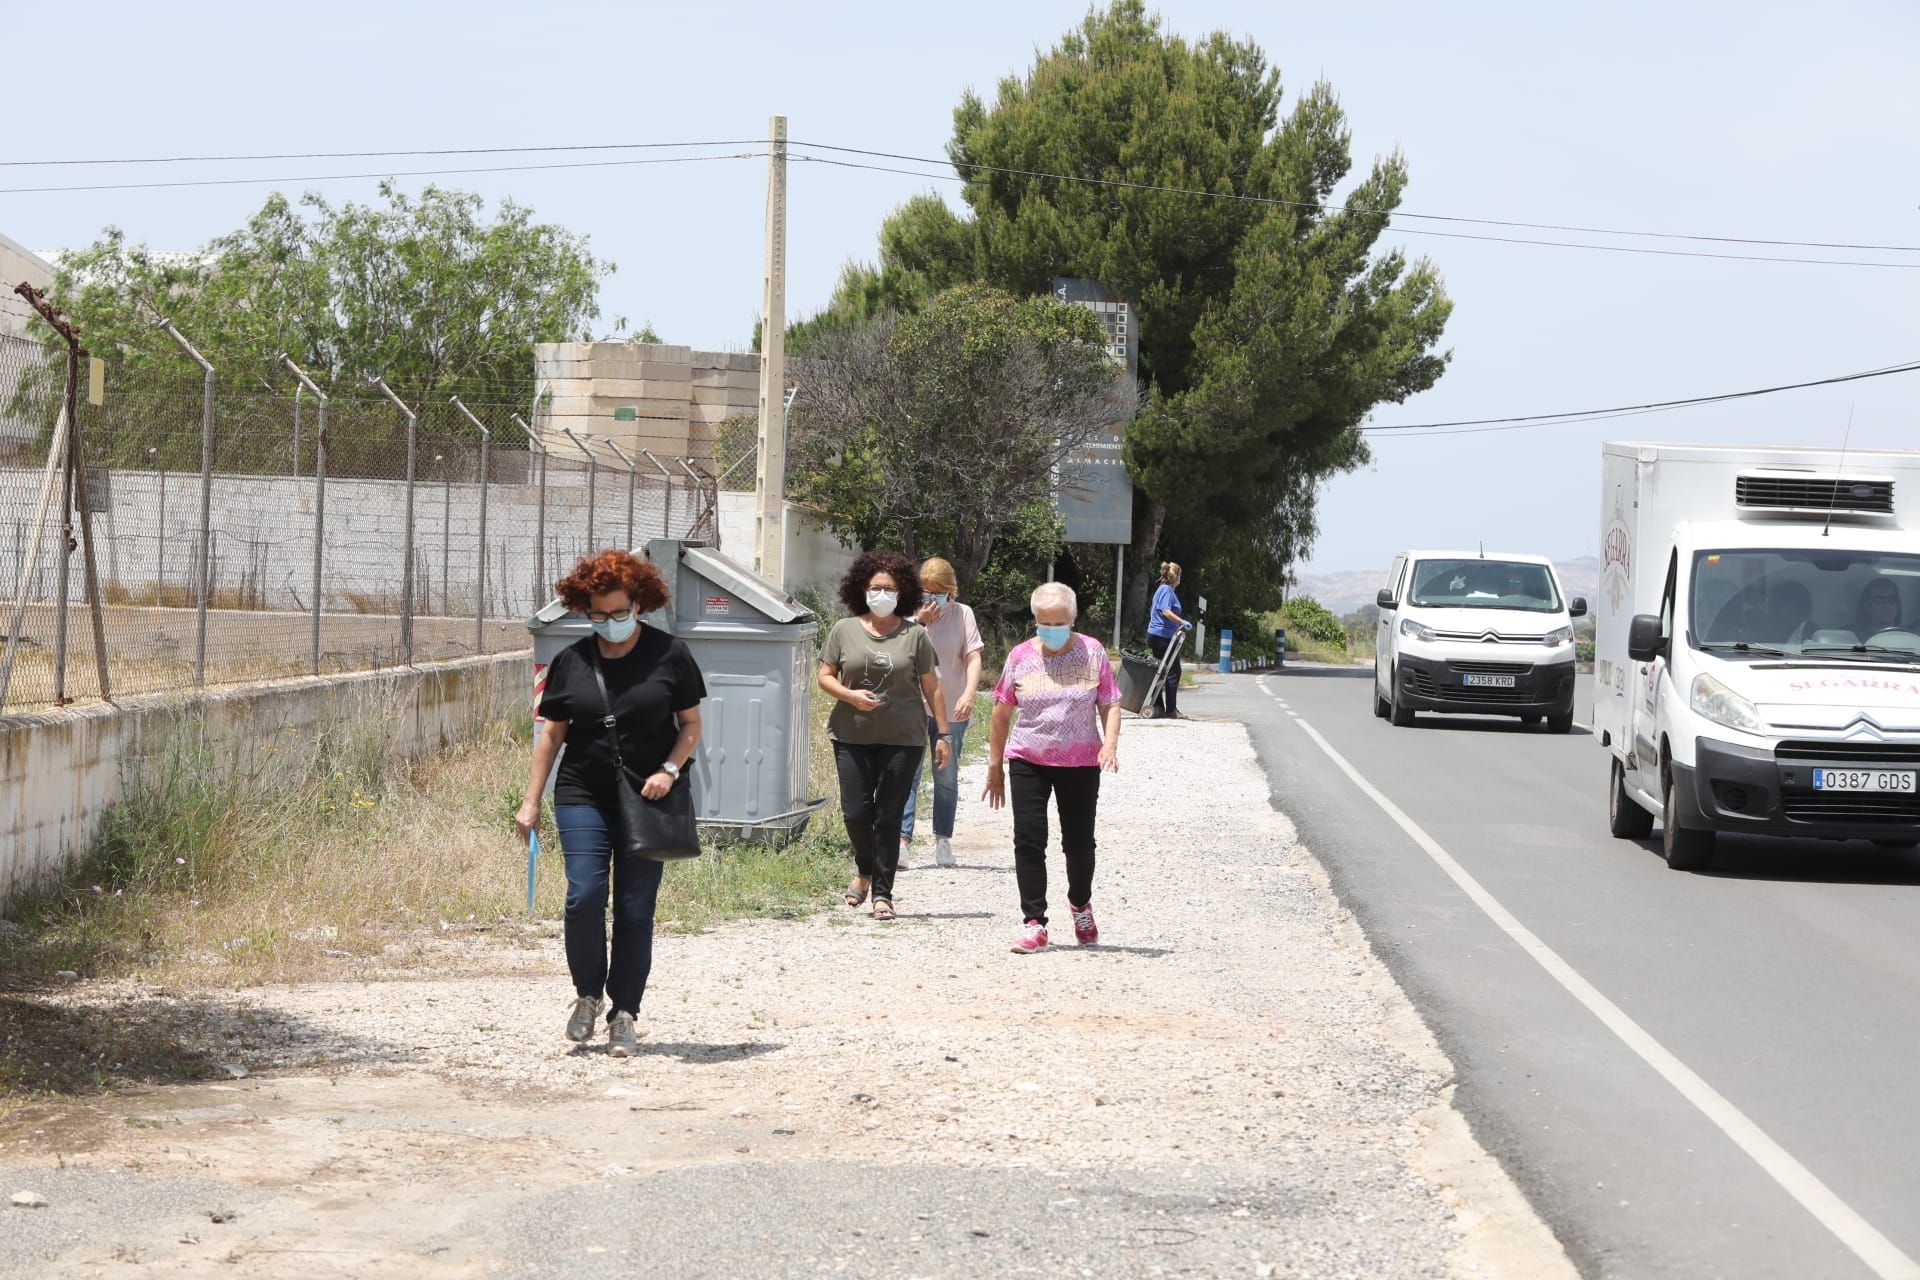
top-left (704, 595), bottom-right (732, 615)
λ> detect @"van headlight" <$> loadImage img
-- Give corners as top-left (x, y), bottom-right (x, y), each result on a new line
top-left (1543, 625), bottom-right (1574, 647)
top-left (1399, 617), bottom-right (1437, 643)
top-left (1690, 673), bottom-right (1764, 734)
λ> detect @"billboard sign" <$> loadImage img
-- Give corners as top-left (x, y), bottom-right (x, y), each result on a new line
top-left (1050, 278), bottom-right (1136, 545)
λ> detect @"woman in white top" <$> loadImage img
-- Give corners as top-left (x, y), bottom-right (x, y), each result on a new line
top-left (899, 557), bottom-right (984, 868)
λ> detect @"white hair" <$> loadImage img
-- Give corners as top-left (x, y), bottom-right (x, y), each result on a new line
top-left (1029, 581), bottom-right (1078, 620)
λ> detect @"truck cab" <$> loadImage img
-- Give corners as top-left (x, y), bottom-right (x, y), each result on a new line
top-left (1596, 443), bottom-right (1920, 868)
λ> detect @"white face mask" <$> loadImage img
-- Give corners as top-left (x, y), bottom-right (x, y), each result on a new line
top-left (866, 589), bottom-right (899, 618)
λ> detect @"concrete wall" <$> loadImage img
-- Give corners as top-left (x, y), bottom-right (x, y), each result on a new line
top-left (0, 650), bottom-right (533, 909)
top-left (717, 492), bottom-right (858, 602)
top-left (0, 463), bottom-right (703, 619)
top-left (534, 341), bottom-right (759, 461)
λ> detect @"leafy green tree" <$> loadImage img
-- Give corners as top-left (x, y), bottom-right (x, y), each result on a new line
top-left (795, 0), bottom-right (1452, 630)
top-left (1277, 595), bottom-right (1347, 650)
top-left (788, 284), bottom-right (1129, 599)
top-left (47, 183), bottom-right (611, 412)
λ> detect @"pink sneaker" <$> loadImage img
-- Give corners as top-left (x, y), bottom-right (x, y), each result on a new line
top-left (1070, 901), bottom-right (1098, 946)
top-left (1010, 920), bottom-right (1049, 954)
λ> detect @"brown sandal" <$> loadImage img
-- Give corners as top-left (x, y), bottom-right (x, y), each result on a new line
top-left (871, 899), bottom-right (896, 921)
top-left (844, 878), bottom-right (870, 908)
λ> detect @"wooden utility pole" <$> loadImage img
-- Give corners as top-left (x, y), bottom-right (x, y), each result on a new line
top-left (754, 114), bottom-right (788, 586)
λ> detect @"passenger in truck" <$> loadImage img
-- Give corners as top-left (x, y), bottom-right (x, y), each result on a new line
top-left (1854, 578), bottom-right (1904, 638)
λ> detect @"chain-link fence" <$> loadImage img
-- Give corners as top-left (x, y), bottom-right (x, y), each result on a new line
top-left (0, 329), bottom-right (717, 712)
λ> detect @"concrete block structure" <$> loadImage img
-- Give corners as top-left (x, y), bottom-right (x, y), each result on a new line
top-left (0, 233), bottom-right (54, 338)
top-left (534, 341), bottom-right (759, 463)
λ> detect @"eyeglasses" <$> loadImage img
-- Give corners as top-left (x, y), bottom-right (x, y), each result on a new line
top-left (1868, 594), bottom-right (1899, 606)
top-left (585, 607), bottom-right (634, 623)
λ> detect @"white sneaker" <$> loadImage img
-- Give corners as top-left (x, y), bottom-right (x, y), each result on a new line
top-left (934, 837), bottom-right (956, 868)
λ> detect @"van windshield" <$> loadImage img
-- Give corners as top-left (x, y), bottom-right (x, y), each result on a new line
top-left (1689, 549), bottom-right (1920, 657)
top-left (1408, 559), bottom-right (1562, 612)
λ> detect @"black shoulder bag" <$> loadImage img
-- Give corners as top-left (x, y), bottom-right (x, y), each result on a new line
top-left (587, 645), bottom-right (701, 861)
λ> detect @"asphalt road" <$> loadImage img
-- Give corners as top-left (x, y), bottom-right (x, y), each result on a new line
top-left (1187, 665), bottom-right (1920, 1280)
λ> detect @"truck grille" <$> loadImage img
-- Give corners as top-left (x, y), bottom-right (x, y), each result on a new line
top-left (1448, 660), bottom-right (1532, 674)
top-left (1776, 741), bottom-right (1920, 764)
top-left (1408, 668), bottom-right (1534, 703)
top-left (1735, 474), bottom-right (1894, 514)
top-left (1781, 794), bottom-right (1920, 824)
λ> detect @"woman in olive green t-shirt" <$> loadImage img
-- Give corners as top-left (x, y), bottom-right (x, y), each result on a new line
top-left (817, 551), bottom-right (952, 919)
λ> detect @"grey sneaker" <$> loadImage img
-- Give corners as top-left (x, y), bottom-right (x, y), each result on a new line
top-left (934, 837), bottom-right (956, 868)
top-left (608, 1011), bottom-right (641, 1058)
top-left (566, 996), bottom-right (603, 1044)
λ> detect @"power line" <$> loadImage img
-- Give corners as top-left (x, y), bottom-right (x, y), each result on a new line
top-left (6, 132), bottom-right (1917, 257)
top-left (0, 140), bottom-right (763, 168)
top-left (790, 140), bottom-right (1920, 254)
top-left (0, 151), bottom-right (760, 197)
top-left (1360, 358), bottom-right (1920, 437)
top-left (787, 153), bottom-right (1920, 272)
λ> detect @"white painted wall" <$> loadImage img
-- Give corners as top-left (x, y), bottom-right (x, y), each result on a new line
top-left (717, 491), bottom-right (857, 601)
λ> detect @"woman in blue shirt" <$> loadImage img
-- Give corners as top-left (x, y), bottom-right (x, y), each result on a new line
top-left (1145, 561), bottom-right (1193, 718)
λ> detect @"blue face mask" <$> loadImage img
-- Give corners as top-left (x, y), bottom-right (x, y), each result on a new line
top-left (1036, 623), bottom-right (1073, 650)
top-left (592, 615), bottom-right (638, 643)
top-left (928, 592), bottom-right (951, 608)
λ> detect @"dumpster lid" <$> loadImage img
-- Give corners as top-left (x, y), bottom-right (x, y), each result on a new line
top-left (678, 545), bottom-right (810, 624)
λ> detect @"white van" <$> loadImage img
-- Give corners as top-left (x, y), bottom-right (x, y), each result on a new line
top-left (1374, 550), bottom-right (1583, 731)
top-left (1596, 441), bottom-right (1920, 869)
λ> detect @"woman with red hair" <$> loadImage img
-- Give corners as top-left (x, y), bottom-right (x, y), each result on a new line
top-left (516, 549), bottom-right (706, 1058)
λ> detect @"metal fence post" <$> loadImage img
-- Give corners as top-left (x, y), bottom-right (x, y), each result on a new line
top-left (604, 440), bottom-right (637, 550)
top-left (435, 453), bottom-right (449, 616)
top-left (450, 397), bottom-right (492, 652)
top-left (281, 356), bottom-right (327, 676)
top-left (510, 412), bottom-right (545, 612)
top-left (641, 449), bottom-right (673, 536)
top-left (563, 428), bottom-right (597, 550)
top-left (372, 377), bottom-right (418, 664)
top-left (149, 448), bottom-right (166, 603)
top-left (158, 317), bottom-right (214, 686)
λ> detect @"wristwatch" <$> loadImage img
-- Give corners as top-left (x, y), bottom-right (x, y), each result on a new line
top-left (660, 761), bottom-right (681, 778)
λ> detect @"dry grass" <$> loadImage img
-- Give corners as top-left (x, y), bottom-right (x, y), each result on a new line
top-left (0, 693), bottom-right (852, 995)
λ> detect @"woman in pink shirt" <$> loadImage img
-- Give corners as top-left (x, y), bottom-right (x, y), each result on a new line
top-left (983, 581), bottom-right (1122, 954)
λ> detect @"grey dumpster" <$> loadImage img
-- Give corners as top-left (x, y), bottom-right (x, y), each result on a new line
top-left (528, 538), bottom-right (821, 836)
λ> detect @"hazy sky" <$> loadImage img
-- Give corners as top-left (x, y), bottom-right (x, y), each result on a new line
top-left (5, 1), bottom-right (1916, 577)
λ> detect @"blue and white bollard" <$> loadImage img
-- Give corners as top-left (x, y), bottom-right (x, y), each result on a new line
top-left (1219, 628), bottom-right (1233, 674)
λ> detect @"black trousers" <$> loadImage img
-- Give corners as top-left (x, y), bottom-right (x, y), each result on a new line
top-left (1009, 758), bottom-right (1100, 926)
top-left (1149, 632), bottom-right (1181, 716)
top-left (833, 741), bottom-right (924, 903)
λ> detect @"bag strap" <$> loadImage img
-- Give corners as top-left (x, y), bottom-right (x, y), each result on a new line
top-left (585, 645), bottom-right (629, 776)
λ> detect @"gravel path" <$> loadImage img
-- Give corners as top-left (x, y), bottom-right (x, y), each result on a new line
top-left (0, 715), bottom-right (1572, 1278)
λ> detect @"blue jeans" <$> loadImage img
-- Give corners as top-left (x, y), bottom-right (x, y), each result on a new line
top-left (901, 717), bottom-right (969, 840)
top-left (555, 804), bottom-right (666, 1019)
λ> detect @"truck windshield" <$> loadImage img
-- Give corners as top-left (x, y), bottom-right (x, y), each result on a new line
top-left (1408, 559), bottom-right (1562, 612)
top-left (1689, 549), bottom-right (1920, 657)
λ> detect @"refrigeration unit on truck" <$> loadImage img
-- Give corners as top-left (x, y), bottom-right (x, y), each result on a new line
top-left (1596, 441), bottom-right (1920, 869)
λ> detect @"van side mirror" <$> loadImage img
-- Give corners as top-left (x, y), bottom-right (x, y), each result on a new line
top-left (1376, 588), bottom-right (1398, 610)
top-left (1569, 597), bottom-right (1588, 619)
top-left (1627, 614), bottom-right (1665, 662)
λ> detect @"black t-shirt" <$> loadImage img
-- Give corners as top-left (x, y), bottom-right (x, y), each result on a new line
top-left (538, 628), bottom-right (707, 808)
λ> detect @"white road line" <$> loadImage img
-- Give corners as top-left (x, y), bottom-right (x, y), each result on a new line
top-left (1252, 678), bottom-right (1920, 1280)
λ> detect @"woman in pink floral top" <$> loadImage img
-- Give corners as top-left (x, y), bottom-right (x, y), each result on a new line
top-left (983, 581), bottom-right (1122, 954)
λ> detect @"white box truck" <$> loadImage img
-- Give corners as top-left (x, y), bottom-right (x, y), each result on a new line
top-left (1596, 441), bottom-right (1920, 869)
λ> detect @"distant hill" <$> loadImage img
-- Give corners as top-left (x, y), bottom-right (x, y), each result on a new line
top-left (1295, 556), bottom-right (1600, 616)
